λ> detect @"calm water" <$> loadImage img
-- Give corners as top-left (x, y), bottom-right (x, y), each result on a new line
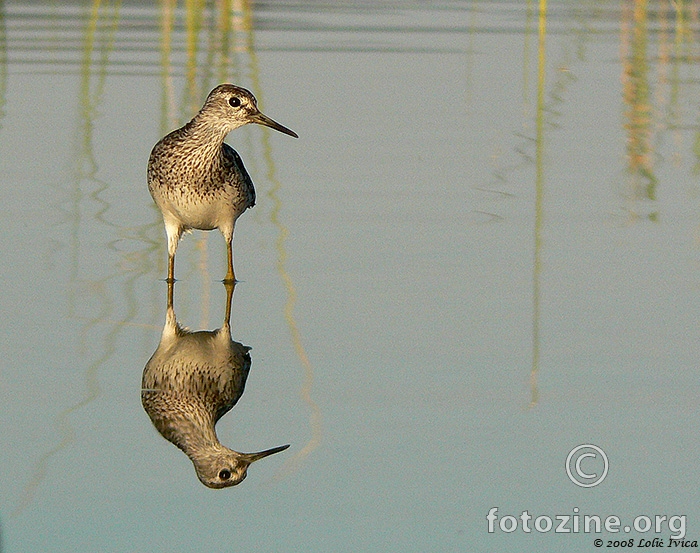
top-left (1, 1), bottom-right (700, 551)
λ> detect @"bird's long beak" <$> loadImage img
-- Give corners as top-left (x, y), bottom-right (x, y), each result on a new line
top-left (252, 112), bottom-right (299, 138)
top-left (241, 443), bottom-right (291, 463)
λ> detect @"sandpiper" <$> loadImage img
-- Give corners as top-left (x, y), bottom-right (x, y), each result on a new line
top-left (148, 84), bottom-right (298, 283)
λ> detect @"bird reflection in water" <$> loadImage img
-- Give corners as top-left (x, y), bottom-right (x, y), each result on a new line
top-left (142, 281), bottom-right (289, 488)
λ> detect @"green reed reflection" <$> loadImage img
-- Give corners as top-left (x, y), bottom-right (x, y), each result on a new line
top-left (473, 0), bottom-right (700, 408)
top-left (530, 0), bottom-right (547, 409)
top-left (260, 100), bottom-right (322, 480)
top-left (245, 21), bottom-right (322, 479)
top-left (622, 0), bottom-right (657, 204)
top-left (620, 0), bottom-right (696, 217)
top-left (158, 0), bottom-right (178, 133)
top-left (14, 0), bottom-right (126, 516)
top-left (184, 0), bottom-right (205, 112)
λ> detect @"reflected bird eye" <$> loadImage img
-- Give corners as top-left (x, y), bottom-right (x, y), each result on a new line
top-left (219, 469), bottom-right (232, 480)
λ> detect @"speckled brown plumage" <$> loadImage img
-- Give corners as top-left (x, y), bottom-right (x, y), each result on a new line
top-left (148, 84), bottom-right (297, 283)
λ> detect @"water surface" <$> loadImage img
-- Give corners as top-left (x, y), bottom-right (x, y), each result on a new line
top-left (0, 1), bottom-right (699, 551)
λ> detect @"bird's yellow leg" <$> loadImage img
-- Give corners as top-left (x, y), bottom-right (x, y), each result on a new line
top-left (167, 254), bottom-right (176, 283)
top-left (223, 280), bottom-right (235, 324)
top-left (224, 241), bottom-right (236, 283)
top-left (167, 278), bottom-right (174, 310)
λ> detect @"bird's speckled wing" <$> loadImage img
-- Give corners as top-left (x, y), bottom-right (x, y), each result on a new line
top-left (222, 143), bottom-right (256, 209)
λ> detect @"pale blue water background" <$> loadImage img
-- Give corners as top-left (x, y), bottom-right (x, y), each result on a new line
top-left (0, 1), bottom-right (699, 551)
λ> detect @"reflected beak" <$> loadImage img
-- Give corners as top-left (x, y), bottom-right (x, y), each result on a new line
top-left (242, 443), bottom-right (291, 463)
top-left (251, 112), bottom-right (298, 138)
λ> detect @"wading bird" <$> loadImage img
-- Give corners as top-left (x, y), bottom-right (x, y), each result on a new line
top-left (148, 84), bottom-right (298, 282)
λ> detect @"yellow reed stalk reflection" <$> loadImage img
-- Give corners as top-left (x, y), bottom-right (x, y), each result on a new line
top-left (620, 0), bottom-right (696, 219)
top-left (263, 118), bottom-right (323, 481)
top-left (14, 0), bottom-right (124, 516)
top-left (158, 0), bottom-right (178, 134)
top-left (529, 0), bottom-right (547, 410)
top-left (246, 33), bottom-right (322, 481)
top-left (621, 0), bottom-right (657, 207)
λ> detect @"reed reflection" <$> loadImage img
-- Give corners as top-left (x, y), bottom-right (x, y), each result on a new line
top-left (0, 0), bottom-right (7, 127)
top-left (142, 281), bottom-right (289, 488)
top-left (621, 0), bottom-right (657, 204)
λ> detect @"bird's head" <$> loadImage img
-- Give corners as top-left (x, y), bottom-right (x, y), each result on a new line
top-left (191, 443), bottom-right (290, 489)
top-left (200, 84), bottom-right (298, 138)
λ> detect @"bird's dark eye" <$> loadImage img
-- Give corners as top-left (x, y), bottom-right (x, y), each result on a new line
top-left (228, 97), bottom-right (241, 108)
top-left (219, 469), bottom-right (231, 480)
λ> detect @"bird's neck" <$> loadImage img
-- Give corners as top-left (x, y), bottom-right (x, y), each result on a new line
top-left (188, 114), bottom-right (229, 136)
top-left (176, 418), bottom-right (221, 456)
top-left (179, 117), bottom-right (230, 160)
top-left (144, 391), bottom-right (222, 455)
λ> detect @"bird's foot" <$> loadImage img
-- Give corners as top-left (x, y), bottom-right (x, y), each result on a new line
top-left (223, 268), bottom-right (237, 284)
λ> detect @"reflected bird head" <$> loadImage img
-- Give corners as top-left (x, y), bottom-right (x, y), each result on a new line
top-left (200, 84), bottom-right (299, 138)
top-left (193, 444), bottom-right (291, 489)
